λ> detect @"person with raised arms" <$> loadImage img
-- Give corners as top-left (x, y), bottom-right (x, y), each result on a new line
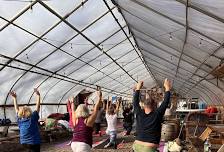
top-left (133, 78), bottom-right (172, 152)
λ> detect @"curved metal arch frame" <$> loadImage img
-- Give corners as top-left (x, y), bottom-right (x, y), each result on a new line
top-left (28, 28), bottom-right (132, 104)
top-left (56, 56), bottom-right (142, 109)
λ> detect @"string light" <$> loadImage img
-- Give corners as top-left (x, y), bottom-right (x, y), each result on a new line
top-left (169, 33), bottom-right (172, 41)
top-left (199, 39), bottom-right (202, 47)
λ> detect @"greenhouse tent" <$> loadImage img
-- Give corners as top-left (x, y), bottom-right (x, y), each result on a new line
top-left (0, 0), bottom-right (224, 121)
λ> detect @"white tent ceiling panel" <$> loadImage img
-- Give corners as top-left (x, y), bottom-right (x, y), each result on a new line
top-left (43, 0), bottom-right (83, 16)
top-left (40, 80), bottom-right (74, 103)
top-left (116, 50), bottom-right (138, 64)
top-left (36, 51), bottom-right (74, 72)
top-left (214, 48), bottom-right (224, 58)
top-left (82, 11), bottom-right (122, 44)
top-left (183, 43), bottom-right (209, 62)
top-left (16, 41), bottom-right (57, 65)
top-left (88, 54), bottom-right (112, 69)
top-left (68, 65), bottom-right (97, 81)
top-left (123, 58), bottom-right (142, 72)
top-left (106, 43), bottom-right (133, 60)
top-left (0, 68), bottom-right (24, 104)
top-left (0, 1), bottom-right (28, 20)
top-left (41, 105), bottom-right (58, 119)
top-left (57, 105), bottom-right (67, 115)
top-left (57, 60), bottom-right (86, 76)
top-left (139, 34), bottom-right (182, 58)
top-left (138, 40), bottom-right (179, 65)
top-left (84, 72), bottom-right (105, 84)
top-left (0, 25), bottom-right (36, 56)
top-left (55, 85), bottom-right (86, 104)
top-left (9, 73), bottom-right (48, 104)
top-left (132, 28), bottom-right (184, 55)
top-left (189, 8), bottom-right (224, 43)
top-left (66, 0), bottom-right (109, 30)
top-left (116, 0), bottom-right (184, 31)
top-left (100, 28), bottom-right (129, 51)
top-left (179, 60), bottom-right (197, 72)
top-left (100, 62), bottom-right (120, 75)
top-left (200, 80), bottom-right (223, 103)
top-left (187, 30), bottom-right (219, 54)
top-left (181, 55), bottom-right (202, 69)
top-left (79, 48), bottom-right (103, 62)
top-left (144, 52), bottom-right (177, 71)
top-left (60, 35), bottom-right (94, 57)
top-left (14, 3), bottom-right (60, 36)
top-left (139, 0), bottom-right (186, 24)
top-left (43, 23), bottom-right (77, 47)
top-left (195, 69), bottom-right (207, 78)
top-left (190, 0), bottom-right (224, 20)
top-left (10, 61), bottom-right (32, 70)
top-left (204, 56), bottom-right (221, 69)
top-left (0, 18), bottom-right (7, 29)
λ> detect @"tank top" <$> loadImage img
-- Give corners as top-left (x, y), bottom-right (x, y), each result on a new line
top-left (106, 113), bottom-right (117, 131)
top-left (72, 117), bottom-right (93, 147)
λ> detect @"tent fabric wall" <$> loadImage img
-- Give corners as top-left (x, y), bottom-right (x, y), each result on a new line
top-left (0, 0), bottom-right (155, 120)
top-left (1, 0), bottom-right (224, 120)
top-left (115, 0), bottom-right (224, 104)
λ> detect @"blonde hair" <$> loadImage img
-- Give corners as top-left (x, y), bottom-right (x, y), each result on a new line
top-left (75, 104), bottom-right (89, 118)
top-left (18, 106), bottom-right (32, 118)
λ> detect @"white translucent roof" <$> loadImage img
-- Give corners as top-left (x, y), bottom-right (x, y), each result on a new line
top-left (114, 0), bottom-right (224, 105)
top-left (1, 0), bottom-right (224, 120)
top-left (0, 0), bottom-right (155, 120)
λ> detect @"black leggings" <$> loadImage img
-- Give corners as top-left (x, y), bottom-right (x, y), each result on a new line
top-left (94, 123), bottom-right (101, 134)
top-left (22, 144), bottom-right (40, 152)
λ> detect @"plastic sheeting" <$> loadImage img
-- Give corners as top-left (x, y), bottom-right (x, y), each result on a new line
top-left (115, 0), bottom-right (224, 104)
top-left (0, 0), bottom-right (155, 120)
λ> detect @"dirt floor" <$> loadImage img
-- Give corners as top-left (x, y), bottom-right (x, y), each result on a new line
top-left (41, 131), bottom-right (134, 152)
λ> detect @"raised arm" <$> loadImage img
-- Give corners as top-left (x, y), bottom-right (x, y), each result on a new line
top-left (34, 88), bottom-right (41, 113)
top-left (86, 89), bottom-right (102, 126)
top-left (157, 78), bottom-right (172, 115)
top-left (115, 97), bottom-right (121, 114)
top-left (106, 97), bottom-right (110, 113)
top-left (10, 91), bottom-right (19, 113)
top-left (133, 81), bottom-right (143, 113)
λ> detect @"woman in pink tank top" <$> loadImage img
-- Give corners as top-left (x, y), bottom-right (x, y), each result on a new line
top-left (71, 88), bottom-right (102, 152)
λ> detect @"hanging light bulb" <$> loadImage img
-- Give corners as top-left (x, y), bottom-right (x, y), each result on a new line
top-left (199, 39), bottom-right (202, 47)
top-left (169, 33), bottom-right (172, 41)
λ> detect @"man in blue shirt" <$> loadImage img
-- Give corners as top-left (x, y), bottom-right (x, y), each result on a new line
top-left (10, 88), bottom-right (41, 152)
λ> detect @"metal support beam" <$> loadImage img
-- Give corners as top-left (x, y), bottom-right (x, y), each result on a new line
top-left (130, 0), bottom-right (221, 45)
top-left (174, 0), bottom-right (189, 79)
top-left (105, 0), bottom-right (158, 85)
top-left (175, 0), bottom-right (224, 25)
top-left (37, 0), bottom-right (137, 83)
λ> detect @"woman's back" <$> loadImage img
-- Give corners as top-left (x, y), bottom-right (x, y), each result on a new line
top-left (106, 113), bottom-right (117, 131)
top-left (17, 111), bottom-right (40, 145)
top-left (73, 117), bottom-right (93, 147)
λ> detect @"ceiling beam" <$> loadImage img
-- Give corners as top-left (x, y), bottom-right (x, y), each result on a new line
top-left (174, 0), bottom-right (189, 80)
top-left (37, 0), bottom-right (137, 83)
top-left (103, 0), bottom-right (158, 85)
top-left (130, 0), bottom-right (221, 45)
top-left (175, 0), bottom-right (224, 24)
